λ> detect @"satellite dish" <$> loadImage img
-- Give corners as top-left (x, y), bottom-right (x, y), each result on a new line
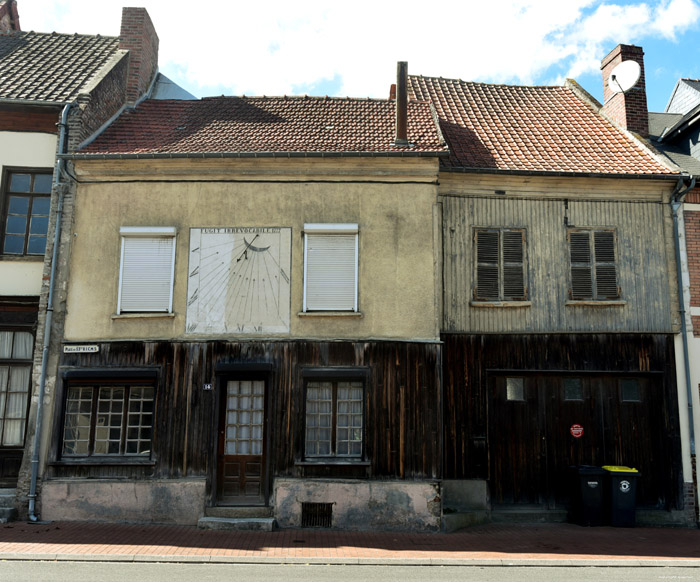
top-left (608, 60), bottom-right (641, 94)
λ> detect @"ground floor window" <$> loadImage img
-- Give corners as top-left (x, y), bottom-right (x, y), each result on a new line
top-left (61, 379), bottom-right (154, 458)
top-left (305, 379), bottom-right (363, 459)
top-left (0, 329), bottom-right (33, 446)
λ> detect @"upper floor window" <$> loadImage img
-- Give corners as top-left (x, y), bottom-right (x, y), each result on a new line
top-left (303, 224), bottom-right (358, 312)
top-left (568, 229), bottom-right (619, 300)
top-left (473, 228), bottom-right (527, 301)
top-left (1, 170), bottom-right (52, 256)
top-left (118, 227), bottom-right (176, 313)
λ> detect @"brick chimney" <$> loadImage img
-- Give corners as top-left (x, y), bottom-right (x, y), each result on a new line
top-left (0, 0), bottom-right (21, 33)
top-left (600, 44), bottom-right (648, 138)
top-left (119, 7), bottom-right (159, 104)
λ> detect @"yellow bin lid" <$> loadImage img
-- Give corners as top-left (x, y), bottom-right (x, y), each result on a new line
top-left (602, 465), bottom-right (638, 473)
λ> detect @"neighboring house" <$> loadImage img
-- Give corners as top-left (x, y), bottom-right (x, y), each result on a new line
top-left (650, 76), bottom-right (700, 526)
top-left (32, 84), bottom-right (449, 530)
top-left (0, 4), bottom-right (192, 519)
top-left (408, 44), bottom-right (696, 526)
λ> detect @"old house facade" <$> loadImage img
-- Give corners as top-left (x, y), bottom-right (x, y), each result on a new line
top-left (31, 94), bottom-right (448, 530)
top-left (0, 4), bottom-right (193, 520)
top-left (409, 44), bottom-right (695, 526)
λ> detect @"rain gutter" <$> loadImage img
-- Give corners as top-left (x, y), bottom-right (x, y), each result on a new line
top-left (27, 102), bottom-right (72, 522)
top-left (671, 175), bottom-right (697, 456)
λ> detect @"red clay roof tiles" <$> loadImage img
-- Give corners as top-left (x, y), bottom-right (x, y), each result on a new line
top-left (408, 75), bottom-right (674, 175)
top-left (80, 96), bottom-right (447, 155)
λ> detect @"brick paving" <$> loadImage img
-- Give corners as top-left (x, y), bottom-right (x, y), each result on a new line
top-left (0, 521), bottom-right (699, 565)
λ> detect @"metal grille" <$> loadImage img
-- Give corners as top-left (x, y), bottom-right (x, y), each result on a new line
top-left (301, 502), bottom-right (333, 528)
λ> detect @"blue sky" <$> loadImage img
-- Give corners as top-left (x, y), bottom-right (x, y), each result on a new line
top-left (17, 0), bottom-right (700, 112)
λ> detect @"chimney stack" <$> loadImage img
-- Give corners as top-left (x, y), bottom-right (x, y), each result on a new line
top-left (600, 44), bottom-right (648, 138)
top-left (394, 61), bottom-right (409, 146)
top-left (0, 0), bottom-right (20, 33)
top-left (119, 7), bottom-right (159, 104)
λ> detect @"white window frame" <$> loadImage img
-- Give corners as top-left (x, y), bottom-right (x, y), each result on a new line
top-left (117, 227), bottom-right (177, 313)
top-left (303, 224), bottom-right (358, 312)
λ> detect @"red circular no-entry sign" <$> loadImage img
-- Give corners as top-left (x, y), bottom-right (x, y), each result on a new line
top-left (570, 424), bottom-right (584, 438)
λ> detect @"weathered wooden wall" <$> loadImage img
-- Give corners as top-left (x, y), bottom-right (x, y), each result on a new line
top-left (443, 333), bottom-right (683, 509)
top-left (48, 340), bottom-right (442, 491)
top-left (441, 192), bottom-right (676, 333)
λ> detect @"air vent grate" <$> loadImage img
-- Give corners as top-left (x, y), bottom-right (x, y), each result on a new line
top-left (301, 502), bottom-right (333, 528)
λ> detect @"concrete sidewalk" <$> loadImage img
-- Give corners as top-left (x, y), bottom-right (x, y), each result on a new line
top-left (1, 521), bottom-right (700, 566)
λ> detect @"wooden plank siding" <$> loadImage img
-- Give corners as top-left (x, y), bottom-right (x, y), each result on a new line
top-left (48, 340), bottom-right (442, 498)
top-left (442, 194), bottom-right (676, 333)
top-left (443, 333), bottom-right (683, 510)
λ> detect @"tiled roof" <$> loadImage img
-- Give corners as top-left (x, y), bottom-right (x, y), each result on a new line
top-left (0, 31), bottom-right (121, 103)
top-left (408, 75), bottom-right (674, 175)
top-left (79, 96), bottom-right (447, 155)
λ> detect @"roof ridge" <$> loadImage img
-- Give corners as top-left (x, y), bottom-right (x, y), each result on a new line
top-left (408, 73), bottom-right (565, 90)
top-left (13, 29), bottom-right (118, 40)
top-left (199, 95), bottom-right (394, 103)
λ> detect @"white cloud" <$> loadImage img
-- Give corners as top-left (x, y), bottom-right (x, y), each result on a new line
top-left (13, 0), bottom-right (700, 99)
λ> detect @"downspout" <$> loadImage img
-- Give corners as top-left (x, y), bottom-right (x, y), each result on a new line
top-left (671, 175), bottom-right (697, 456)
top-left (28, 102), bottom-right (72, 522)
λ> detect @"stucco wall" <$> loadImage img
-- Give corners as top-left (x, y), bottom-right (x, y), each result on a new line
top-left (40, 479), bottom-right (206, 524)
top-left (274, 478), bottom-right (441, 531)
top-left (65, 158), bottom-right (440, 341)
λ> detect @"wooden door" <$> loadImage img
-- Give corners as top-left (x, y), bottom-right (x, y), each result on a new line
top-left (489, 375), bottom-right (547, 506)
top-left (217, 379), bottom-right (266, 505)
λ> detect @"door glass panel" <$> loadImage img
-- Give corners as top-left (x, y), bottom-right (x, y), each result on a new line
top-left (225, 380), bottom-right (264, 455)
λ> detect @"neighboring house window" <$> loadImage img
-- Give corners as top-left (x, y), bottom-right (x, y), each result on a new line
top-left (0, 329), bottom-right (33, 446)
top-left (568, 229), bottom-right (619, 300)
top-left (61, 378), bottom-right (155, 458)
top-left (305, 379), bottom-right (363, 459)
top-left (118, 227), bottom-right (176, 313)
top-left (1, 170), bottom-right (52, 255)
top-left (303, 224), bottom-right (358, 311)
top-left (474, 228), bottom-right (527, 301)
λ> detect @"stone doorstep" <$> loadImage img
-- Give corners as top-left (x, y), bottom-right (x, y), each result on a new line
top-left (0, 489), bottom-right (16, 510)
top-left (204, 506), bottom-right (273, 519)
top-left (0, 507), bottom-right (17, 523)
top-left (197, 517), bottom-right (276, 532)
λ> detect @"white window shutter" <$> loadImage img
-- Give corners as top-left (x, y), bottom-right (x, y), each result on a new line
top-left (119, 235), bottom-right (175, 312)
top-left (305, 233), bottom-right (357, 311)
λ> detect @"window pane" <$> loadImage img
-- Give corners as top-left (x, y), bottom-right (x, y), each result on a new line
top-left (621, 379), bottom-right (641, 402)
top-left (31, 197), bottom-right (51, 214)
top-left (125, 386), bottom-right (154, 455)
top-left (3, 235), bottom-right (24, 254)
top-left (33, 174), bottom-right (52, 193)
top-left (506, 377), bottom-right (524, 401)
top-left (94, 387), bottom-right (125, 455)
top-left (29, 215), bottom-right (49, 235)
top-left (3, 419), bottom-right (23, 446)
top-left (7, 196), bottom-right (29, 215)
top-left (62, 387), bottom-right (93, 456)
top-left (336, 381), bottom-right (362, 458)
top-left (564, 378), bottom-right (583, 401)
top-left (12, 331), bottom-right (33, 359)
top-left (9, 174), bottom-right (31, 192)
top-left (6, 215), bottom-right (27, 235)
top-left (0, 332), bottom-right (12, 359)
top-left (305, 382), bottom-right (333, 456)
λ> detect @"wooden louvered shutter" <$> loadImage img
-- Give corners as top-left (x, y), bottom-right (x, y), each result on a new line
top-left (304, 225), bottom-right (358, 311)
top-left (569, 231), bottom-right (593, 300)
top-left (594, 231), bottom-right (618, 299)
top-left (118, 228), bottom-right (176, 312)
top-left (475, 230), bottom-right (499, 300)
top-left (502, 230), bottom-right (525, 300)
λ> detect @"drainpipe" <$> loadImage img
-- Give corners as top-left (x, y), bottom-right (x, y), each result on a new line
top-left (671, 175), bottom-right (697, 456)
top-left (27, 102), bottom-right (72, 522)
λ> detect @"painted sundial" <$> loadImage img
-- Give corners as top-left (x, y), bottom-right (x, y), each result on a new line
top-left (186, 227), bottom-right (291, 334)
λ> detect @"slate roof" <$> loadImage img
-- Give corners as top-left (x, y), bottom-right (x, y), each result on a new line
top-left (78, 96), bottom-right (447, 156)
top-left (408, 75), bottom-right (675, 175)
top-left (0, 31), bottom-right (121, 103)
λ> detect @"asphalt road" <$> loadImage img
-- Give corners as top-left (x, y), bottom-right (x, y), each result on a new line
top-left (0, 562), bottom-right (698, 582)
